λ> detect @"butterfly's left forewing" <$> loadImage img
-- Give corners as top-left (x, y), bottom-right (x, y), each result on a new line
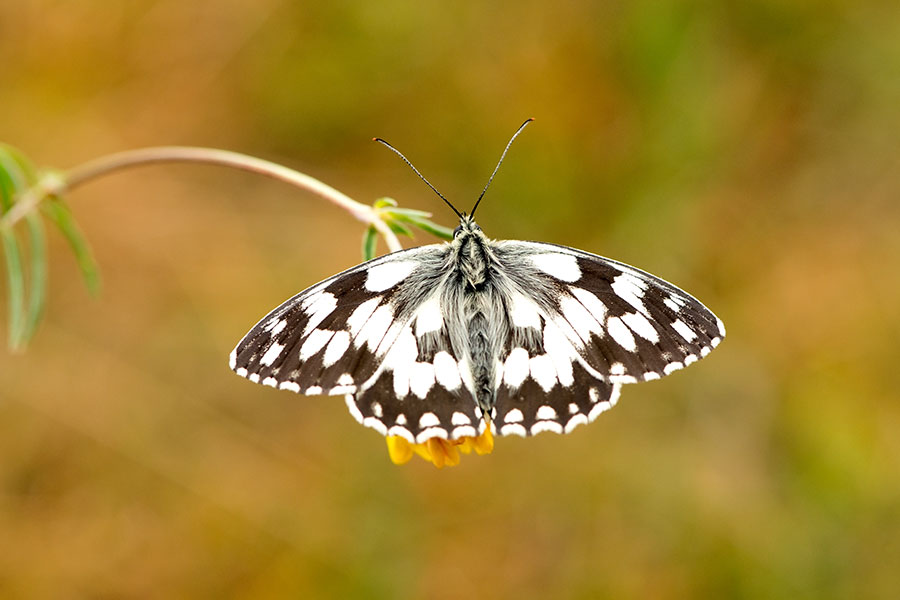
top-left (230, 245), bottom-right (483, 443)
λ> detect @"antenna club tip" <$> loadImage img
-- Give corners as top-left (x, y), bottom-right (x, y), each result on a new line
top-left (527, 117), bottom-right (535, 122)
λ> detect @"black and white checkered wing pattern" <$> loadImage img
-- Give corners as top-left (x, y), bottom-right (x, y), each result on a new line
top-left (490, 241), bottom-right (725, 437)
top-left (230, 245), bottom-right (484, 444)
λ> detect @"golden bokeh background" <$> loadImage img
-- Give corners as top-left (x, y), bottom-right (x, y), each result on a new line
top-left (2, 1), bottom-right (899, 598)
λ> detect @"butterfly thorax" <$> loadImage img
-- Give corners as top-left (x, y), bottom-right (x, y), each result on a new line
top-left (448, 217), bottom-right (507, 414)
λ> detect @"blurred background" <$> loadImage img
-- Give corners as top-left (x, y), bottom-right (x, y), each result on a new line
top-left (2, 1), bottom-right (899, 598)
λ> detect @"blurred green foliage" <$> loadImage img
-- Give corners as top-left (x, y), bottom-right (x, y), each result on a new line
top-left (1, 1), bottom-right (899, 598)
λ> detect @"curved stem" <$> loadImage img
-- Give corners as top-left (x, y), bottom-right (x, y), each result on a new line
top-left (0, 146), bottom-right (402, 252)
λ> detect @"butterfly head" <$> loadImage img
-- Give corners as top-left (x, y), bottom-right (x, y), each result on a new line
top-left (452, 214), bottom-right (483, 241)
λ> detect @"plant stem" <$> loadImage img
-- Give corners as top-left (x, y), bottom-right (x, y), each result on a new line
top-left (0, 146), bottom-right (402, 252)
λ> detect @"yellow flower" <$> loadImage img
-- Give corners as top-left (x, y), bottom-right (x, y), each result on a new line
top-left (386, 419), bottom-right (494, 468)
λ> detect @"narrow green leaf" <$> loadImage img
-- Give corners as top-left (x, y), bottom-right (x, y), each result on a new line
top-left (406, 217), bottom-right (454, 241)
top-left (362, 225), bottom-right (377, 261)
top-left (23, 212), bottom-right (47, 343)
top-left (43, 197), bottom-right (101, 296)
top-left (0, 145), bottom-right (33, 349)
top-left (387, 220), bottom-right (413, 237)
top-left (0, 144), bottom-right (39, 184)
top-left (373, 197), bottom-right (398, 209)
top-left (2, 230), bottom-right (26, 349)
top-left (383, 207), bottom-right (434, 220)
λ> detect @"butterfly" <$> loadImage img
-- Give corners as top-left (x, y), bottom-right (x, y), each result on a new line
top-left (230, 120), bottom-right (725, 446)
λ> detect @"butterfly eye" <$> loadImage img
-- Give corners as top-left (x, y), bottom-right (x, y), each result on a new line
top-left (473, 224), bottom-right (482, 232)
top-left (453, 225), bottom-right (463, 237)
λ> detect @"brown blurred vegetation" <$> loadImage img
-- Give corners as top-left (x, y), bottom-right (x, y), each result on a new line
top-left (2, 1), bottom-right (899, 598)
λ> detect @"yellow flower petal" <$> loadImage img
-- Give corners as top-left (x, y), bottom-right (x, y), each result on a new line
top-left (385, 417), bottom-right (494, 467)
top-left (386, 436), bottom-right (414, 465)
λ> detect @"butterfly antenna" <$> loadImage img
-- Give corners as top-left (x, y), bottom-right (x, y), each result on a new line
top-left (470, 117), bottom-right (534, 219)
top-left (373, 137), bottom-right (463, 220)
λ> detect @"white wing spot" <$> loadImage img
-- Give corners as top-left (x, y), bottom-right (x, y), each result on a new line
top-left (248, 373), bottom-right (260, 383)
top-left (301, 292), bottom-right (337, 335)
top-left (716, 317), bottom-right (726, 337)
top-left (503, 347), bottom-right (531, 389)
top-left (621, 311), bottom-right (659, 343)
top-left (504, 408), bottom-right (524, 423)
top-left (451, 412), bottom-right (471, 426)
top-left (300, 329), bottom-right (334, 360)
top-left (560, 295), bottom-right (602, 343)
top-left (536, 405), bottom-right (558, 421)
top-left (529, 354), bottom-right (557, 392)
top-left (644, 372), bottom-right (661, 381)
top-left (611, 273), bottom-right (649, 315)
top-left (279, 381), bottom-right (301, 392)
top-left (500, 423), bottom-right (527, 437)
top-left (338, 373), bottom-right (354, 385)
top-left (363, 417), bottom-right (387, 436)
top-left (365, 260), bottom-right (418, 292)
top-left (610, 363), bottom-right (626, 376)
top-left (684, 354), bottom-right (698, 366)
top-left (414, 295), bottom-right (444, 336)
top-left (409, 362), bottom-right (436, 399)
top-left (542, 322), bottom-right (576, 386)
top-left (371, 402), bottom-right (383, 418)
top-left (262, 377), bottom-right (277, 388)
top-left (387, 426), bottom-right (413, 442)
top-left (569, 287), bottom-right (608, 329)
top-left (671, 319), bottom-right (698, 342)
top-left (356, 305), bottom-right (394, 351)
top-left (323, 331), bottom-right (351, 367)
top-left (433, 351), bottom-right (462, 391)
top-left (588, 401), bottom-right (611, 421)
top-left (451, 425), bottom-right (477, 439)
top-left (565, 414), bottom-right (588, 434)
top-left (664, 362), bottom-right (683, 375)
top-left (568, 403), bottom-right (579, 414)
top-left (415, 428), bottom-right (448, 444)
top-left (531, 421), bottom-right (563, 435)
top-left (589, 387), bottom-right (601, 403)
top-left (530, 253), bottom-right (581, 282)
top-left (700, 346), bottom-right (711, 357)
top-left (663, 297), bottom-right (680, 312)
top-left (235, 367), bottom-right (248, 377)
top-left (345, 396), bottom-right (363, 423)
top-left (271, 320), bottom-right (287, 335)
top-left (419, 412), bottom-right (441, 429)
top-left (395, 414), bottom-right (407, 425)
top-left (510, 293), bottom-right (543, 330)
top-left (607, 316), bottom-right (637, 351)
top-left (306, 385), bottom-right (322, 395)
top-left (347, 297), bottom-right (381, 337)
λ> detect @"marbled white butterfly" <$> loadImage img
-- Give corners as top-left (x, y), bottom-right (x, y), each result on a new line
top-left (230, 121), bottom-right (724, 447)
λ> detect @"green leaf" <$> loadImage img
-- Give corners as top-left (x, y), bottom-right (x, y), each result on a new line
top-left (406, 217), bottom-right (454, 241)
top-left (0, 145), bottom-right (34, 350)
top-left (387, 220), bottom-right (413, 237)
top-left (1, 229), bottom-right (26, 350)
top-left (361, 225), bottom-right (377, 261)
top-left (43, 197), bottom-right (101, 296)
top-left (373, 197), bottom-right (398, 209)
top-left (382, 207), bottom-right (434, 220)
top-left (23, 213), bottom-right (47, 344)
